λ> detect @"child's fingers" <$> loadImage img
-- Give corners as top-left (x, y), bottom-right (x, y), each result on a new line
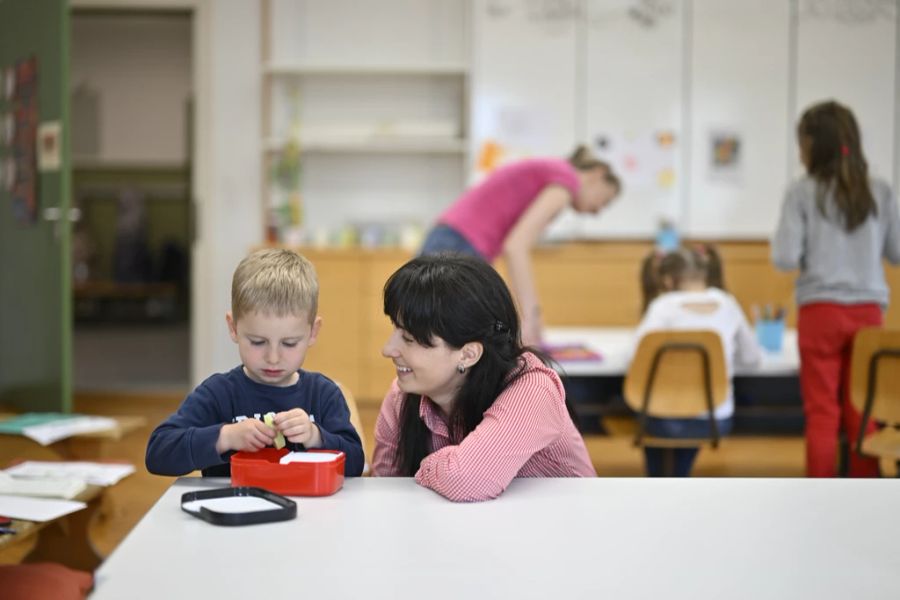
top-left (274, 409), bottom-right (307, 427)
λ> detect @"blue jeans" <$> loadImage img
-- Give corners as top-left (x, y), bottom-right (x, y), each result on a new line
top-left (419, 224), bottom-right (483, 259)
top-left (643, 417), bottom-right (733, 477)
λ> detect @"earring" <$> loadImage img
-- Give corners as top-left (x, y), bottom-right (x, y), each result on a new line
top-left (457, 363), bottom-right (466, 374)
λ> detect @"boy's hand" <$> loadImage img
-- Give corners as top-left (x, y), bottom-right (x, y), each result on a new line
top-left (216, 419), bottom-right (276, 454)
top-left (274, 409), bottom-right (322, 448)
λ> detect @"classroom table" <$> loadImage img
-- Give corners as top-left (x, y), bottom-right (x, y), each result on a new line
top-left (544, 326), bottom-right (799, 376)
top-left (92, 476), bottom-right (899, 599)
top-left (544, 327), bottom-right (801, 433)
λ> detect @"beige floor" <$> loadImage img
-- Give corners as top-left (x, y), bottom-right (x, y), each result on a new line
top-left (0, 391), bottom-right (808, 565)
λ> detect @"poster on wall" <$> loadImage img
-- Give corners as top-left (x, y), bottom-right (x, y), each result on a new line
top-left (592, 129), bottom-right (677, 193)
top-left (8, 55), bottom-right (39, 224)
top-left (708, 129), bottom-right (742, 185)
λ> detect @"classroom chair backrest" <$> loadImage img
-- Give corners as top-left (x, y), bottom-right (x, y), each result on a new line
top-left (850, 327), bottom-right (900, 432)
top-left (335, 381), bottom-right (366, 453)
top-left (623, 329), bottom-right (728, 420)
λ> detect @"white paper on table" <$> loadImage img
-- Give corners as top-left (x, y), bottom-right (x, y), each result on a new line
top-left (0, 494), bottom-right (86, 522)
top-left (182, 496), bottom-right (287, 514)
top-left (0, 471), bottom-right (87, 499)
top-left (5, 460), bottom-right (135, 486)
top-left (22, 416), bottom-right (118, 445)
top-left (279, 452), bottom-right (340, 464)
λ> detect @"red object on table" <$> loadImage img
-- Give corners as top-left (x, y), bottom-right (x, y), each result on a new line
top-left (230, 448), bottom-right (345, 496)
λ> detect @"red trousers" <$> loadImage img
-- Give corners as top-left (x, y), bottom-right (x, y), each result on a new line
top-left (797, 303), bottom-right (881, 477)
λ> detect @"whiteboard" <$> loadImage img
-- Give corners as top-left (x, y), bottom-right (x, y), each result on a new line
top-left (686, 0), bottom-right (791, 238)
top-left (470, 0), bottom-right (580, 172)
top-left (795, 0), bottom-right (897, 185)
top-left (579, 0), bottom-right (684, 239)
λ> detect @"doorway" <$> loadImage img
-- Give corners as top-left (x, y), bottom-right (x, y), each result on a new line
top-left (70, 9), bottom-right (193, 393)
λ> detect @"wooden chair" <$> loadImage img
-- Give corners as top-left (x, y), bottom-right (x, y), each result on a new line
top-left (623, 330), bottom-right (729, 457)
top-left (335, 381), bottom-right (368, 473)
top-left (849, 327), bottom-right (900, 472)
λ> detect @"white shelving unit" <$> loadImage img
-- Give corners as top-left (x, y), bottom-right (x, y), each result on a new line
top-left (261, 0), bottom-right (470, 239)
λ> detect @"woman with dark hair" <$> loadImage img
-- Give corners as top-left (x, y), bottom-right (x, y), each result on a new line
top-left (372, 255), bottom-right (595, 501)
top-left (419, 146), bottom-right (621, 346)
top-left (772, 100), bottom-right (900, 477)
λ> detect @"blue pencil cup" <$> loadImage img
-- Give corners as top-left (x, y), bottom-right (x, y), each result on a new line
top-left (756, 319), bottom-right (784, 352)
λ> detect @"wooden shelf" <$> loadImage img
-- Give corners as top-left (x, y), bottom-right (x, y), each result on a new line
top-left (263, 136), bottom-right (467, 155)
top-left (264, 63), bottom-right (467, 76)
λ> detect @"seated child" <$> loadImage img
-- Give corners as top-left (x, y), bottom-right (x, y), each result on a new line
top-left (633, 244), bottom-right (761, 477)
top-left (146, 248), bottom-right (364, 477)
top-left (639, 243), bottom-right (726, 314)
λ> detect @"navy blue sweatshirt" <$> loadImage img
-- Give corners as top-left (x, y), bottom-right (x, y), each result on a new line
top-left (145, 366), bottom-right (364, 477)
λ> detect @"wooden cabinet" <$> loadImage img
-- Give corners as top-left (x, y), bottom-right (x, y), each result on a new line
top-left (295, 242), bottom-right (900, 405)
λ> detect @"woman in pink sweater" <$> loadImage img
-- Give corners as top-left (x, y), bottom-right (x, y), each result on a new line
top-left (421, 146), bottom-right (620, 346)
top-left (373, 255), bottom-right (596, 502)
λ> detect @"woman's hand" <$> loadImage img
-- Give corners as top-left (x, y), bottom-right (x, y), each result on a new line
top-left (274, 408), bottom-right (322, 448)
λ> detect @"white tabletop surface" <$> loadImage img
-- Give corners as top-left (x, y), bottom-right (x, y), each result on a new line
top-left (92, 477), bottom-right (899, 599)
top-left (545, 326), bottom-right (799, 377)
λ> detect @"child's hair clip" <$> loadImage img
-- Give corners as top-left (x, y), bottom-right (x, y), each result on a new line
top-left (840, 144), bottom-right (850, 157)
top-left (494, 320), bottom-right (509, 333)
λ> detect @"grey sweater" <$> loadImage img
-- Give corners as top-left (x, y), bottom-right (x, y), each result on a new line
top-left (772, 176), bottom-right (900, 307)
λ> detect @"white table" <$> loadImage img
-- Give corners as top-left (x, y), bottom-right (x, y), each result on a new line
top-left (92, 477), bottom-right (899, 599)
top-left (545, 327), bottom-right (799, 377)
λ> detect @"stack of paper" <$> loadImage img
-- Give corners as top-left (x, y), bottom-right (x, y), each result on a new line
top-left (0, 412), bottom-right (118, 445)
top-left (0, 471), bottom-right (87, 500)
top-left (0, 494), bottom-right (86, 522)
top-left (4, 461), bottom-right (135, 487)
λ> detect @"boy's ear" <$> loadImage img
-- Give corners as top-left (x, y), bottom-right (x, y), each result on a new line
top-left (460, 341), bottom-right (484, 369)
top-left (226, 312), bottom-right (238, 342)
top-left (308, 315), bottom-right (323, 346)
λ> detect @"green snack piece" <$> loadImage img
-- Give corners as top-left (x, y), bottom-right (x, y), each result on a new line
top-left (264, 413), bottom-right (286, 449)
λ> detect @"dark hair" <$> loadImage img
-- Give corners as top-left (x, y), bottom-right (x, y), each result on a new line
top-left (383, 254), bottom-right (575, 476)
top-left (640, 243), bottom-right (725, 313)
top-left (797, 100), bottom-right (876, 232)
top-left (568, 144), bottom-right (621, 192)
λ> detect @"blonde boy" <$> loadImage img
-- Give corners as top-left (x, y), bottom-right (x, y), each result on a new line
top-left (146, 248), bottom-right (364, 477)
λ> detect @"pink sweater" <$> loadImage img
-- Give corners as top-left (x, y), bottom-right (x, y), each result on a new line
top-left (372, 352), bottom-right (596, 502)
top-left (439, 158), bottom-right (580, 260)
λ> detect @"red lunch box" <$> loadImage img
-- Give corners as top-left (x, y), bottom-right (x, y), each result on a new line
top-left (230, 448), bottom-right (345, 496)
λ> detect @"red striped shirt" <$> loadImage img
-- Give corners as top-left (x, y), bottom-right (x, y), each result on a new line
top-left (372, 352), bottom-right (596, 502)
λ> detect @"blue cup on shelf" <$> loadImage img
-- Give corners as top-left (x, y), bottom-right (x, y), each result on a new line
top-left (756, 319), bottom-right (784, 352)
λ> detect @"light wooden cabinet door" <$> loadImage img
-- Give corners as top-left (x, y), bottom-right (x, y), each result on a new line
top-left (300, 251), bottom-right (364, 394)
top-left (360, 251), bottom-right (412, 403)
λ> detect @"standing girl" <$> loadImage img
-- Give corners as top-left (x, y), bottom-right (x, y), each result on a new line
top-left (373, 255), bottom-right (595, 502)
top-left (420, 147), bottom-right (621, 346)
top-left (772, 100), bottom-right (900, 477)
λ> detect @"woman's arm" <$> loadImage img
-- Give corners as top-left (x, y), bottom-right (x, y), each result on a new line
top-left (502, 186), bottom-right (572, 346)
top-left (415, 370), bottom-right (566, 502)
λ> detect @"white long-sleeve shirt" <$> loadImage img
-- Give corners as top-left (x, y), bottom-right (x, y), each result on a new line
top-left (632, 288), bottom-right (763, 420)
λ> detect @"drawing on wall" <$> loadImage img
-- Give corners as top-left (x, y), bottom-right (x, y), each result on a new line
top-left (3, 67), bottom-right (14, 101)
top-left (474, 104), bottom-right (553, 175)
top-left (592, 129), bottom-right (677, 192)
top-left (37, 121), bottom-right (61, 172)
top-left (9, 55), bottom-right (39, 224)
top-left (708, 130), bottom-right (742, 184)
